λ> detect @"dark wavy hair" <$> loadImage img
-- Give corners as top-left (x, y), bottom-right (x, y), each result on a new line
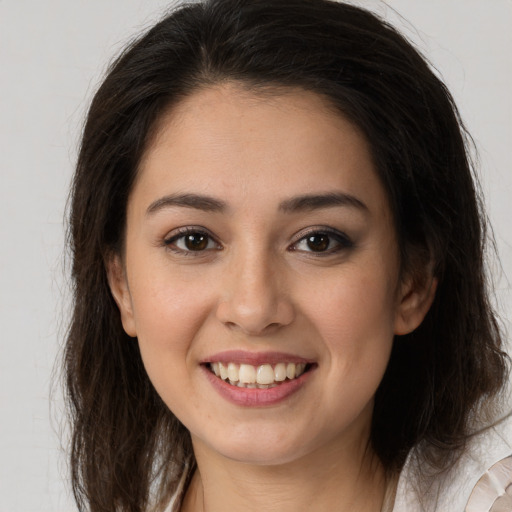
top-left (64, 0), bottom-right (509, 510)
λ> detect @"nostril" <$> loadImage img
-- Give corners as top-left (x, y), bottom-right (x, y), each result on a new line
top-left (215, 281), bottom-right (295, 334)
top-left (222, 321), bottom-right (285, 337)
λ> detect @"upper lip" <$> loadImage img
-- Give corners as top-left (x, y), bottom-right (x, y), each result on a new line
top-left (200, 350), bottom-right (314, 366)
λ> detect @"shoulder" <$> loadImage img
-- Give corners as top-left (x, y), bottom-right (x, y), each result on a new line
top-left (393, 416), bottom-right (512, 512)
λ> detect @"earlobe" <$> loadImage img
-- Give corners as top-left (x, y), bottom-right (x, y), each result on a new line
top-left (106, 255), bottom-right (137, 337)
top-left (394, 274), bottom-right (437, 336)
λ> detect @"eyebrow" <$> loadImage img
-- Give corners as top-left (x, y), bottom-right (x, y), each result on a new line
top-left (146, 193), bottom-right (227, 216)
top-left (278, 192), bottom-right (368, 213)
top-left (145, 191), bottom-right (368, 216)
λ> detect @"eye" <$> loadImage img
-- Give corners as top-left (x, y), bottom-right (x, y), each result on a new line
top-left (164, 228), bottom-right (221, 254)
top-left (291, 228), bottom-right (353, 254)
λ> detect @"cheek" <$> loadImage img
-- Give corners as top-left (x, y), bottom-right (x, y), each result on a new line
top-left (128, 272), bottom-right (214, 380)
top-left (301, 269), bottom-right (397, 380)
top-left (305, 269), bottom-right (397, 337)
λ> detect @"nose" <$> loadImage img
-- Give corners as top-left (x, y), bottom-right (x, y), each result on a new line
top-left (215, 249), bottom-right (295, 336)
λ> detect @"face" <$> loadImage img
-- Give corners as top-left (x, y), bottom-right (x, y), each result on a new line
top-left (109, 84), bottom-right (432, 467)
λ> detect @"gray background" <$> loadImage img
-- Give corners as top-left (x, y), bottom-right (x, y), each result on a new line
top-left (0, 1), bottom-right (510, 510)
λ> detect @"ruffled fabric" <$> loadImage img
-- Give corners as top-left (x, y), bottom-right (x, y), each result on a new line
top-left (465, 455), bottom-right (512, 512)
top-left (393, 417), bottom-right (512, 512)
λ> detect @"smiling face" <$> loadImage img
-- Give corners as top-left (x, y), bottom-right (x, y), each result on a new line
top-left (108, 84), bottom-right (433, 467)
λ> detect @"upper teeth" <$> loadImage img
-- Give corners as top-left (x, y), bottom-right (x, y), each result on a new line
top-left (210, 362), bottom-right (307, 387)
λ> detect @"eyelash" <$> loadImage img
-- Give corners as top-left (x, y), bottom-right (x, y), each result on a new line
top-left (289, 227), bottom-right (354, 255)
top-left (163, 226), bottom-right (353, 256)
top-left (163, 227), bottom-right (221, 255)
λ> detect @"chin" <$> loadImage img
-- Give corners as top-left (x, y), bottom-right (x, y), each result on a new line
top-left (193, 427), bottom-right (310, 467)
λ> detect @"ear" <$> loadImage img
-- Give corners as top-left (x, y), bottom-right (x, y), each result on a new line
top-left (394, 271), bottom-right (437, 336)
top-left (106, 254), bottom-right (137, 337)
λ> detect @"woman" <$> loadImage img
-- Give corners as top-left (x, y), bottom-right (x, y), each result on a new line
top-left (64, 0), bottom-right (511, 511)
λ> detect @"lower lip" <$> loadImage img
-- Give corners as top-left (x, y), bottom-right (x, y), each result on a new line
top-left (202, 365), bottom-right (313, 406)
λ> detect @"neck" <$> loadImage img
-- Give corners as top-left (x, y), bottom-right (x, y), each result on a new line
top-left (181, 433), bottom-right (391, 512)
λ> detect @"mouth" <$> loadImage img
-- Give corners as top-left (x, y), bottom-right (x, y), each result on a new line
top-left (207, 361), bottom-right (313, 389)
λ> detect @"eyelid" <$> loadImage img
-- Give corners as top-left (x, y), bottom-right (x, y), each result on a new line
top-left (289, 226), bottom-right (354, 253)
top-left (161, 225), bottom-right (352, 255)
top-left (163, 226), bottom-right (222, 253)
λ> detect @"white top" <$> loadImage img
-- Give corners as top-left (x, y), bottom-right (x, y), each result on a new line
top-left (165, 418), bottom-right (512, 512)
top-left (393, 419), bottom-right (512, 512)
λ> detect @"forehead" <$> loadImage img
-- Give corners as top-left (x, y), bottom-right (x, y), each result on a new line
top-left (133, 83), bottom-right (387, 215)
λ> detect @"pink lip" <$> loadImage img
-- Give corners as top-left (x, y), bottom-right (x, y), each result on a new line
top-left (200, 350), bottom-right (314, 366)
top-left (201, 363), bottom-right (315, 407)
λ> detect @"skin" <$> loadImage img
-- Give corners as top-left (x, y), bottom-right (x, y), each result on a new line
top-left (108, 84), bottom-right (435, 511)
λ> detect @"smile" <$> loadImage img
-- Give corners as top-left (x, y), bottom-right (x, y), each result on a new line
top-left (209, 362), bottom-right (309, 388)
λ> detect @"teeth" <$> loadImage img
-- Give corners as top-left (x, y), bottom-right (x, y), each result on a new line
top-left (209, 361), bottom-right (309, 387)
top-left (286, 362), bottom-right (296, 379)
top-left (227, 362), bottom-right (239, 382)
top-left (239, 364), bottom-right (256, 384)
top-left (274, 363), bottom-right (287, 382)
top-left (256, 364), bottom-right (275, 385)
top-left (219, 362), bottom-right (228, 380)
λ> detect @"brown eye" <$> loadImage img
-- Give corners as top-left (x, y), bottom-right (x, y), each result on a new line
top-left (306, 234), bottom-right (330, 252)
top-left (165, 229), bottom-right (220, 253)
top-left (291, 228), bottom-right (354, 255)
top-left (184, 233), bottom-right (209, 251)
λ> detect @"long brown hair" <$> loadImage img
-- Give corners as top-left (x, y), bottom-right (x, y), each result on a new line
top-left (64, 0), bottom-right (509, 510)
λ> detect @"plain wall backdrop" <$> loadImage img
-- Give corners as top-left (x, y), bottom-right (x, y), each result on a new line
top-left (0, 1), bottom-right (511, 510)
